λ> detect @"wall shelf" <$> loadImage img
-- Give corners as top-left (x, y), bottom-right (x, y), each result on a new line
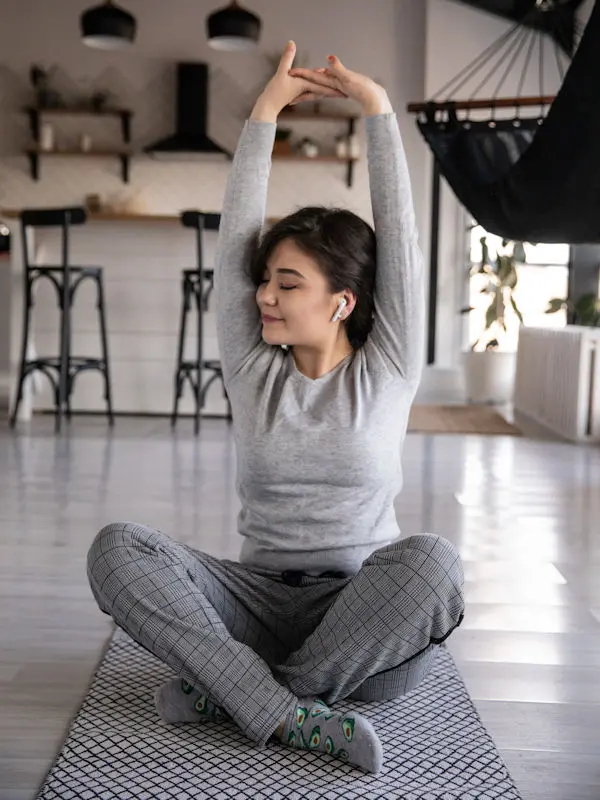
top-left (23, 105), bottom-right (133, 183)
top-left (24, 106), bottom-right (133, 143)
top-left (25, 148), bottom-right (132, 183)
top-left (277, 106), bottom-right (360, 187)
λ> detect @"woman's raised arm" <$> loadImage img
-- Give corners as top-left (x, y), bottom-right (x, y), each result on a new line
top-left (214, 42), bottom-right (347, 385)
top-left (289, 56), bottom-right (425, 384)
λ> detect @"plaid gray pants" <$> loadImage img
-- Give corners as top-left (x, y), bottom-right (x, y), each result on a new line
top-left (87, 523), bottom-right (464, 745)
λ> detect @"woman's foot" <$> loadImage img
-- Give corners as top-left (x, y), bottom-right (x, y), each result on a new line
top-left (155, 678), bottom-right (226, 724)
top-left (276, 698), bottom-right (383, 774)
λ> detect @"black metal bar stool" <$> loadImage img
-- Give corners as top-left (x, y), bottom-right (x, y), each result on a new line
top-left (10, 206), bottom-right (114, 432)
top-left (171, 210), bottom-right (231, 435)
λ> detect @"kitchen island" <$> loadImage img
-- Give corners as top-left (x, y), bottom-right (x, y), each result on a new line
top-left (1, 210), bottom-right (238, 419)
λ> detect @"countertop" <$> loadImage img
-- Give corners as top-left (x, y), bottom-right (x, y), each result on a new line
top-left (0, 209), bottom-right (281, 224)
top-left (0, 210), bottom-right (215, 223)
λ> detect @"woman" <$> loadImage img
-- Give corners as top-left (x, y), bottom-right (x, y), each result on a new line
top-left (87, 42), bottom-right (465, 775)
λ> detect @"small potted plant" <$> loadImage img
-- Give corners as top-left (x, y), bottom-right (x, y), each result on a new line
top-left (460, 236), bottom-right (526, 404)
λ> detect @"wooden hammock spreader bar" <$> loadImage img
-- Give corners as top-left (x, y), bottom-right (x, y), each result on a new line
top-left (406, 94), bottom-right (556, 114)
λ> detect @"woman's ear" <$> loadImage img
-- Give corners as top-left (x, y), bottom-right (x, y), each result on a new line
top-left (343, 292), bottom-right (357, 318)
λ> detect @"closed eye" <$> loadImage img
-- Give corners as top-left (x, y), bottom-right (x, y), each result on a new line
top-left (259, 280), bottom-right (297, 290)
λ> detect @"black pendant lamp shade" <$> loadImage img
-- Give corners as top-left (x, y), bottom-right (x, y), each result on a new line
top-left (206, 1), bottom-right (261, 51)
top-left (81, 0), bottom-right (137, 49)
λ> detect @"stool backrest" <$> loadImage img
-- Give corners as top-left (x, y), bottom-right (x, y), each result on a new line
top-left (180, 211), bottom-right (220, 232)
top-left (19, 206), bottom-right (87, 273)
top-left (20, 207), bottom-right (87, 228)
top-left (179, 210), bottom-right (220, 272)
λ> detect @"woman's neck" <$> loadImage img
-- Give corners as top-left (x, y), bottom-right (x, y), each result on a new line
top-left (291, 337), bottom-right (354, 380)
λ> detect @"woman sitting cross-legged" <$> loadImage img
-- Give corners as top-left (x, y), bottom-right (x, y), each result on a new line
top-left (87, 41), bottom-right (465, 775)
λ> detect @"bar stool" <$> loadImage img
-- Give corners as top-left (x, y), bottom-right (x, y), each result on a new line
top-left (10, 207), bottom-right (113, 432)
top-left (171, 210), bottom-right (231, 435)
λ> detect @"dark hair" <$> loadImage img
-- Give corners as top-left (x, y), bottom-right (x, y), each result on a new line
top-left (248, 206), bottom-right (376, 349)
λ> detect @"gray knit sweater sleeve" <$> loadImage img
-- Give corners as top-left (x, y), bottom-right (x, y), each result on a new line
top-left (214, 120), bottom-right (276, 386)
top-left (364, 112), bottom-right (425, 384)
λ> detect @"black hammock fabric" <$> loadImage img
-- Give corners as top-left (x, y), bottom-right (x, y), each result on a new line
top-left (417, 0), bottom-right (600, 243)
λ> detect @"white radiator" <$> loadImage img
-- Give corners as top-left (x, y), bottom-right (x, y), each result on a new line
top-left (514, 326), bottom-right (600, 443)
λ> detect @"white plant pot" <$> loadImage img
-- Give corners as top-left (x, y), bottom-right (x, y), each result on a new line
top-left (462, 350), bottom-right (517, 404)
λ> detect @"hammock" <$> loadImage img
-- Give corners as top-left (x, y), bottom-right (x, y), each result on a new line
top-left (409, 0), bottom-right (600, 243)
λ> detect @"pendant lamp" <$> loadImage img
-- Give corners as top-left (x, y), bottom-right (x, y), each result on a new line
top-left (206, 1), bottom-right (262, 51)
top-left (81, 0), bottom-right (137, 49)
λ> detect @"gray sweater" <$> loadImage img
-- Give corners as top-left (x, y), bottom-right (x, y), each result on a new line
top-left (214, 112), bottom-right (424, 575)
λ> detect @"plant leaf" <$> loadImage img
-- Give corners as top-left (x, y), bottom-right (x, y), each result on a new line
top-left (545, 298), bottom-right (566, 313)
top-left (510, 295), bottom-right (524, 324)
top-left (485, 298), bottom-right (497, 331)
top-left (504, 264), bottom-right (519, 289)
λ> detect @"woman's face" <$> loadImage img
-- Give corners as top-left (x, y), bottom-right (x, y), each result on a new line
top-left (256, 238), bottom-right (349, 349)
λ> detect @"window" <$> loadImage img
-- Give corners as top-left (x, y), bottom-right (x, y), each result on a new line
top-left (467, 225), bottom-right (569, 351)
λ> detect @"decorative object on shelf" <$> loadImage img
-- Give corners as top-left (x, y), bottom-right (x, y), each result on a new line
top-left (90, 91), bottom-right (111, 111)
top-left (273, 128), bottom-right (293, 156)
top-left (297, 137), bottom-right (319, 158)
top-left (85, 194), bottom-right (103, 213)
top-left (206, 1), bottom-right (261, 51)
top-left (40, 123), bottom-right (55, 152)
top-left (347, 133), bottom-right (360, 159)
top-left (30, 64), bottom-right (62, 109)
top-left (80, 0), bottom-right (137, 49)
top-left (335, 135), bottom-right (348, 159)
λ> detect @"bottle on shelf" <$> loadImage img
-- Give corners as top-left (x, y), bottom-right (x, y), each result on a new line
top-left (348, 133), bottom-right (360, 159)
top-left (40, 122), bottom-right (54, 152)
top-left (335, 135), bottom-right (348, 159)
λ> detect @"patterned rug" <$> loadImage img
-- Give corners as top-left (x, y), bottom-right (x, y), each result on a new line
top-left (408, 405), bottom-right (521, 435)
top-left (37, 629), bottom-right (522, 800)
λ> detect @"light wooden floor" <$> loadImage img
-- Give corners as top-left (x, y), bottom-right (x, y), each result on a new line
top-left (1, 416), bottom-right (599, 799)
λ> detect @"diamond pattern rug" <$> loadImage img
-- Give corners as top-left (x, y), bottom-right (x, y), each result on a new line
top-left (37, 629), bottom-right (522, 800)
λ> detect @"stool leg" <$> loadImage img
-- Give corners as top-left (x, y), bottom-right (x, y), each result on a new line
top-left (194, 276), bottom-right (202, 437)
top-left (10, 275), bottom-right (33, 428)
top-left (96, 275), bottom-right (114, 426)
top-left (56, 275), bottom-right (70, 433)
top-left (65, 286), bottom-right (73, 424)
top-left (171, 275), bottom-right (189, 429)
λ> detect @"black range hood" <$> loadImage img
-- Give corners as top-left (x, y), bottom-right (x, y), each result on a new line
top-left (145, 62), bottom-right (230, 156)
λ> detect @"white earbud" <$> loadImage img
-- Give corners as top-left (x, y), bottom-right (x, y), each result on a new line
top-left (331, 297), bottom-right (347, 323)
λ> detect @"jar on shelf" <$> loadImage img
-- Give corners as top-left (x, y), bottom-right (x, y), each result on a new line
top-left (348, 133), bottom-right (360, 159)
top-left (40, 122), bottom-right (55, 151)
top-left (335, 136), bottom-right (348, 159)
top-left (298, 137), bottom-right (319, 158)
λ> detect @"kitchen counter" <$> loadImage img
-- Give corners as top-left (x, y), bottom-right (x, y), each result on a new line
top-left (1, 209), bottom-right (213, 223)
top-left (1, 209), bottom-right (279, 224)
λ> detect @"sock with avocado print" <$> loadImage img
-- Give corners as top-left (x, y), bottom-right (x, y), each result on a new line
top-left (278, 698), bottom-right (383, 774)
top-left (155, 677), bottom-right (226, 724)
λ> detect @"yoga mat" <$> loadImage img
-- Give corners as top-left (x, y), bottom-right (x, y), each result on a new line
top-left (37, 629), bottom-right (522, 799)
